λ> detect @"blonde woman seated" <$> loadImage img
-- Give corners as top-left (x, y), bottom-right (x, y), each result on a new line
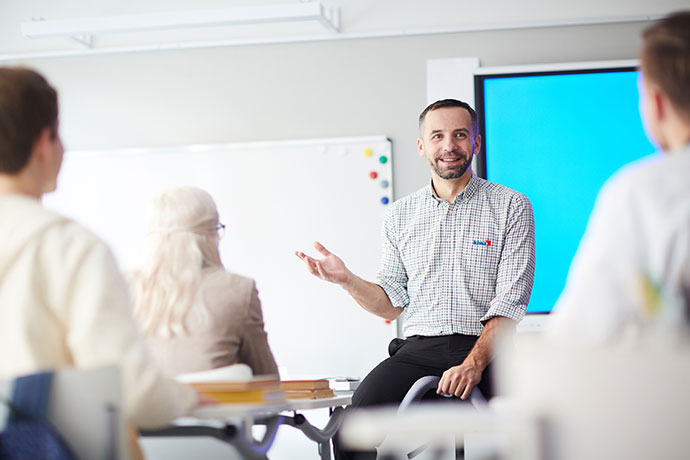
top-left (128, 186), bottom-right (279, 378)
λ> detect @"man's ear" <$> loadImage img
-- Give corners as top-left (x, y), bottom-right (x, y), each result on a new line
top-left (31, 126), bottom-right (54, 163)
top-left (647, 82), bottom-right (666, 123)
top-left (473, 134), bottom-right (481, 156)
top-left (417, 137), bottom-right (425, 158)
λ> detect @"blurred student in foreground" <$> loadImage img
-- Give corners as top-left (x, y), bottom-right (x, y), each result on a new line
top-left (0, 67), bottom-right (197, 428)
top-left (549, 11), bottom-right (690, 344)
top-left (128, 186), bottom-right (279, 377)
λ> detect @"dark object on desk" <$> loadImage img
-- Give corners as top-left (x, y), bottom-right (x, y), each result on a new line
top-left (0, 372), bottom-right (76, 460)
top-left (328, 377), bottom-right (361, 391)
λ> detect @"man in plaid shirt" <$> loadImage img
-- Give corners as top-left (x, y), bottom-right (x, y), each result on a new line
top-left (297, 99), bottom-right (535, 459)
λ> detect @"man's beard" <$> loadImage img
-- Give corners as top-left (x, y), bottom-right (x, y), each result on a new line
top-left (430, 153), bottom-right (472, 179)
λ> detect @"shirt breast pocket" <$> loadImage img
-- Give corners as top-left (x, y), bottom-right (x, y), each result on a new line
top-left (466, 235), bottom-right (501, 276)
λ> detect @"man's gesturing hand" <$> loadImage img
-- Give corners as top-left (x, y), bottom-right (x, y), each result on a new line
top-left (295, 241), bottom-right (351, 285)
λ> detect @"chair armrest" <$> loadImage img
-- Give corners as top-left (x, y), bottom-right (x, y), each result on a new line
top-left (398, 376), bottom-right (441, 412)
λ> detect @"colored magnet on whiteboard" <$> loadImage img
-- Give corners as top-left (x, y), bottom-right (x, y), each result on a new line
top-left (369, 171), bottom-right (378, 179)
top-left (363, 148), bottom-right (373, 157)
top-left (381, 196), bottom-right (390, 205)
top-left (380, 180), bottom-right (389, 189)
top-left (378, 155), bottom-right (388, 164)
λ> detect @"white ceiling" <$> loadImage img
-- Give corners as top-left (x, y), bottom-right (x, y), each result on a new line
top-left (1, 0), bottom-right (687, 59)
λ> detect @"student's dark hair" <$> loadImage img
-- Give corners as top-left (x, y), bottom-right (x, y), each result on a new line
top-left (0, 67), bottom-right (58, 174)
top-left (641, 10), bottom-right (690, 118)
top-left (418, 99), bottom-right (478, 136)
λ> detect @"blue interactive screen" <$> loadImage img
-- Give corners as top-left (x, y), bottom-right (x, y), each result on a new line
top-left (475, 68), bottom-right (656, 313)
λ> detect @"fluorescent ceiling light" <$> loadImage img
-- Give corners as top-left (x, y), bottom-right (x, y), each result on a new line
top-left (21, 2), bottom-right (340, 43)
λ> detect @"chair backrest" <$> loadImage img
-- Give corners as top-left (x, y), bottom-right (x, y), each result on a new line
top-left (1, 366), bottom-right (126, 460)
top-left (496, 335), bottom-right (690, 460)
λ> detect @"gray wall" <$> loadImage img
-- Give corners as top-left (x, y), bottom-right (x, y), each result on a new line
top-left (9, 20), bottom-right (648, 198)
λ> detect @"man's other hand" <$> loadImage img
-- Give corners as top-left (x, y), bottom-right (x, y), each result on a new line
top-left (437, 360), bottom-right (482, 400)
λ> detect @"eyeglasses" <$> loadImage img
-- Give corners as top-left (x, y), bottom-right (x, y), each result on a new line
top-left (216, 223), bottom-right (226, 239)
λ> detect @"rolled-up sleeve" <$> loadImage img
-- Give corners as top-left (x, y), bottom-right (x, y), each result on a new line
top-left (482, 193), bottom-right (536, 324)
top-left (376, 207), bottom-right (409, 308)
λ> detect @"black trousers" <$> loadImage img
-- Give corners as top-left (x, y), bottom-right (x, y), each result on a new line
top-left (334, 334), bottom-right (494, 460)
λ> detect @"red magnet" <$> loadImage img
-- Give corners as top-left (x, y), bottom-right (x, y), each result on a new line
top-left (369, 171), bottom-right (378, 179)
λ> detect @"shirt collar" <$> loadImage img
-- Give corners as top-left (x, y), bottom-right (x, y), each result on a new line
top-left (459, 172), bottom-right (479, 202)
top-left (426, 171), bottom-right (479, 204)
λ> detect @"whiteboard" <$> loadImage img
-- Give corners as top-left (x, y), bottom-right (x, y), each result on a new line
top-left (44, 136), bottom-right (396, 379)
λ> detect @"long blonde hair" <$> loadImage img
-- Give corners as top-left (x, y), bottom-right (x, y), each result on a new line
top-left (130, 186), bottom-right (223, 338)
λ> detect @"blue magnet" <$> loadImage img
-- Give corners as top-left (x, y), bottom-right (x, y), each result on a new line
top-left (380, 196), bottom-right (390, 205)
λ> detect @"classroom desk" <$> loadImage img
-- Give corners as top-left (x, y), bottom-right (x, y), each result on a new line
top-left (141, 394), bottom-right (352, 460)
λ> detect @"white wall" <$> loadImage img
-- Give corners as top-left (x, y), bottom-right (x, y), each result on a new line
top-left (2, 2), bottom-right (687, 197)
top-left (0, 18), bottom-right (666, 198)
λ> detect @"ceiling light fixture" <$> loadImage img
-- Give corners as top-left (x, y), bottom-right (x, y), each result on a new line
top-left (21, 2), bottom-right (340, 48)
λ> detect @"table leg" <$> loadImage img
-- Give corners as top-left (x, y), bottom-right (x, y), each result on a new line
top-left (140, 415), bottom-right (284, 460)
top-left (282, 406), bottom-right (346, 460)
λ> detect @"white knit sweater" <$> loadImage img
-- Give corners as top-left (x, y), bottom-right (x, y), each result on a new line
top-left (0, 193), bottom-right (196, 428)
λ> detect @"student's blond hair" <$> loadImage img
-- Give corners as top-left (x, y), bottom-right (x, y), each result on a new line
top-left (130, 186), bottom-right (223, 338)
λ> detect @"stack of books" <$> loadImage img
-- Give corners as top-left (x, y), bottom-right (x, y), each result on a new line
top-left (280, 380), bottom-right (336, 400)
top-left (177, 364), bottom-right (286, 404)
top-left (190, 377), bottom-right (285, 404)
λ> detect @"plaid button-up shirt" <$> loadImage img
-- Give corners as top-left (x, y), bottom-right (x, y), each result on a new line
top-left (377, 173), bottom-right (536, 337)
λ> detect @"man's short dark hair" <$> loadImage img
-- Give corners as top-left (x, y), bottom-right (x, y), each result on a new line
top-left (418, 99), bottom-right (479, 136)
top-left (641, 10), bottom-right (690, 119)
top-left (0, 67), bottom-right (58, 174)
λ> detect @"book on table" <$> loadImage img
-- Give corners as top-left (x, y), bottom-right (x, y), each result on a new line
top-left (278, 379), bottom-right (336, 399)
top-left (190, 377), bottom-right (280, 393)
top-left (284, 388), bottom-right (336, 400)
top-left (280, 379), bottom-right (331, 391)
top-left (176, 364), bottom-right (285, 404)
top-left (200, 388), bottom-right (286, 404)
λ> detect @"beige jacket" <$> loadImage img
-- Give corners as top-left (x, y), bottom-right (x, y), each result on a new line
top-left (0, 194), bottom-right (196, 429)
top-left (135, 269), bottom-right (279, 377)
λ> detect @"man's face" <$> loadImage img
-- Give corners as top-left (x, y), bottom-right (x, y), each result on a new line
top-left (417, 107), bottom-right (481, 180)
